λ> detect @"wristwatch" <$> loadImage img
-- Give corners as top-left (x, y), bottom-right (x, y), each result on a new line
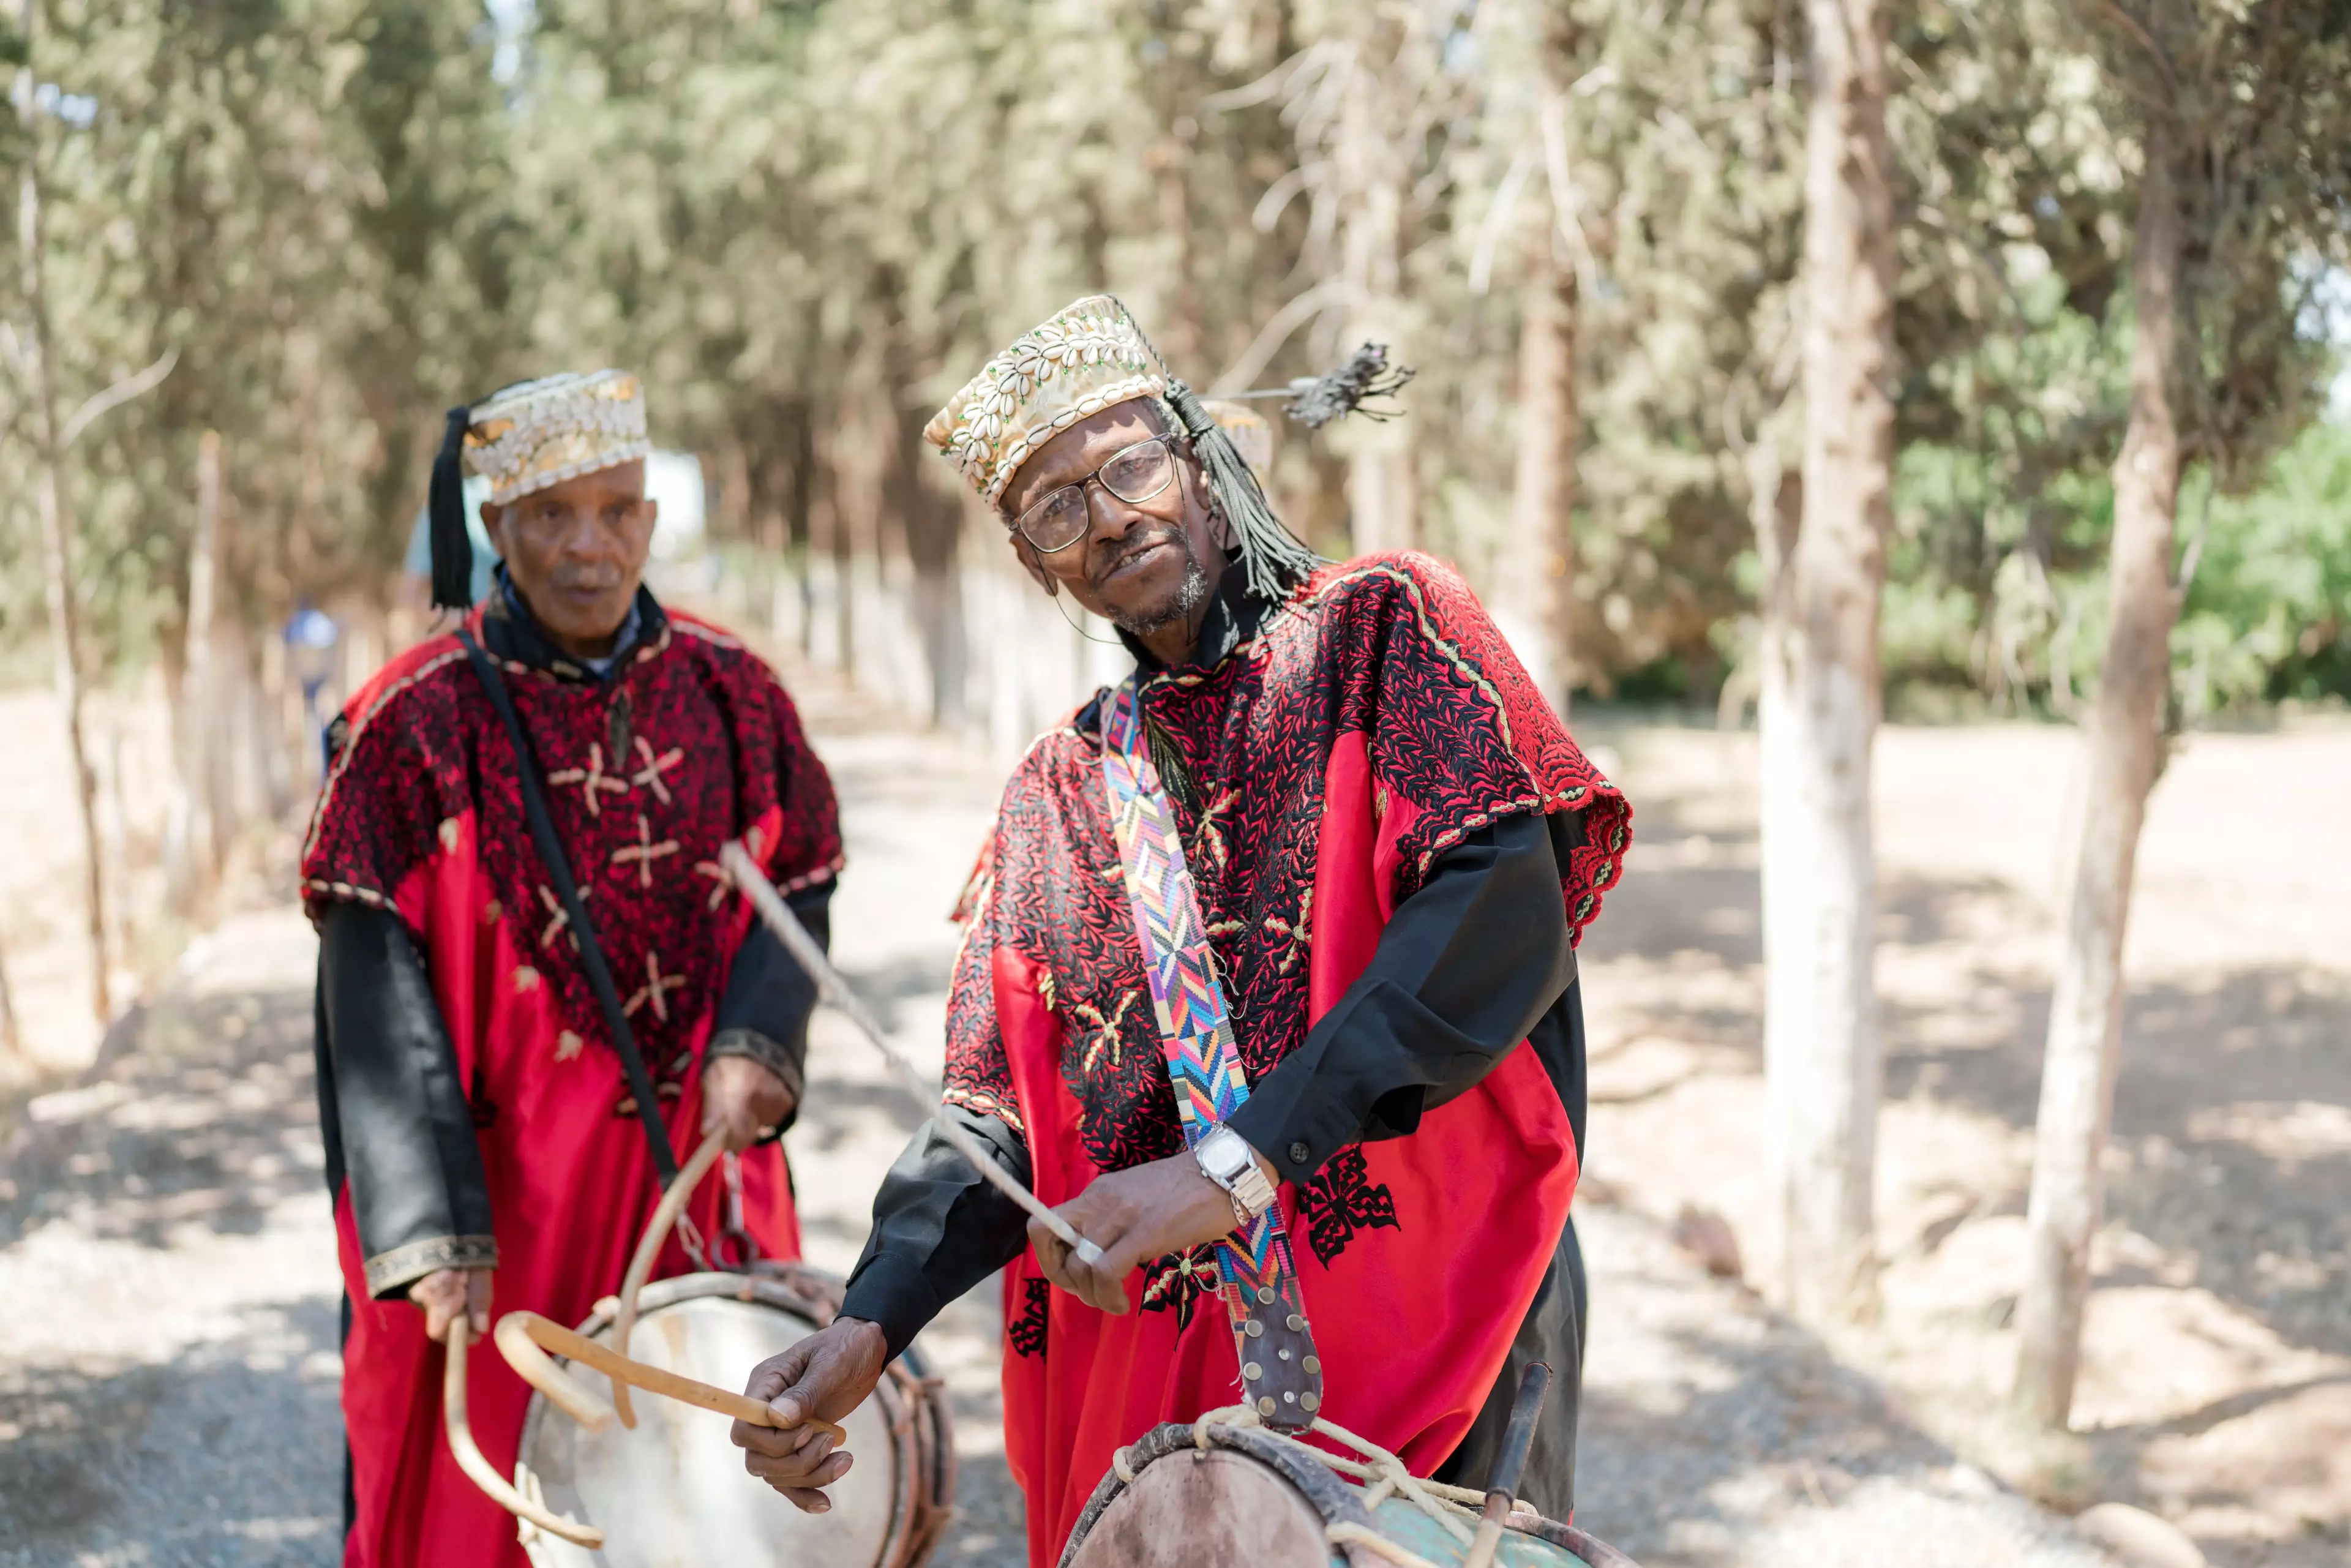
top-left (1193, 1125), bottom-right (1278, 1226)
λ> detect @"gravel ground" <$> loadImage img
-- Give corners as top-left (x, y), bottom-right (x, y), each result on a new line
top-left (0, 666), bottom-right (2120, 1567)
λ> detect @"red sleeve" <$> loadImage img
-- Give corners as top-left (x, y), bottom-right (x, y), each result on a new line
top-left (1321, 552), bottom-right (1632, 942)
top-left (299, 642), bottom-right (476, 928)
top-left (752, 662), bottom-right (844, 894)
top-left (940, 861), bottom-right (1024, 1137)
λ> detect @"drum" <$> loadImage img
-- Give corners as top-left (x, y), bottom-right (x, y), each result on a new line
top-left (1058, 1422), bottom-right (1640, 1568)
top-left (514, 1261), bottom-right (953, 1568)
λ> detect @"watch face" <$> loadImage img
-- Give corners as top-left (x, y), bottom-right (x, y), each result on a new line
top-left (1200, 1130), bottom-right (1246, 1181)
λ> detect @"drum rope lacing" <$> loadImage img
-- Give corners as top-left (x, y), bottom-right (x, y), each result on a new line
top-left (1108, 1403), bottom-right (1530, 1568)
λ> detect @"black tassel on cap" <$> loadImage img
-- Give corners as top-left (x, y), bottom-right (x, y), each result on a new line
top-left (1159, 375), bottom-right (1318, 604)
top-left (427, 405), bottom-right (474, 611)
top-left (1109, 295), bottom-right (1319, 604)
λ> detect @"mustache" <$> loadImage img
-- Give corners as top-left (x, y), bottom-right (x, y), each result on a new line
top-left (1087, 525), bottom-right (1190, 591)
top-left (547, 561), bottom-right (626, 591)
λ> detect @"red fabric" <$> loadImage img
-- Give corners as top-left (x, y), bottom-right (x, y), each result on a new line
top-left (303, 606), bottom-right (838, 1568)
top-left (945, 553), bottom-right (1629, 1565)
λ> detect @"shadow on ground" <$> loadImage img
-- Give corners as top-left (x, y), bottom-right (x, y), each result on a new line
top-left (0, 1299), bottom-right (343, 1568)
top-left (0, 978), bottom-right (321, 1253)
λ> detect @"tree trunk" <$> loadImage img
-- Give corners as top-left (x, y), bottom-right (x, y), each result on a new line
top-left (169, 430), bottom-right (224, 911)
top-left (0, 934), bottom-right (19, 1056)
top-left (16, 6), bottom-right (111, 1022)
top-left (1499, 263), bottom-right (1579, 717)
top-left (2014, 126), bottom-right (2182, 1431)
top-left (1759, 0), bottom-right (1897, 1323)
top-left (1335, 12), bottom-right (1415, 554)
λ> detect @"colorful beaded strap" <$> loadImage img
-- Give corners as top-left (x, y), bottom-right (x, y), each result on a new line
top-left (1100, 678), bottom-right (1324, 1428)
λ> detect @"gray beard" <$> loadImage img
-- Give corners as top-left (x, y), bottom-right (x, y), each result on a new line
top-left (1108, 550), bottom-right (1212, 639)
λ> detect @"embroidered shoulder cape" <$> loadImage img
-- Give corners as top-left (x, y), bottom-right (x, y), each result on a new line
top-left (941, 552), bottom-right (1629, 1565)
top-left (302, 600), bottom-right (840, 1568)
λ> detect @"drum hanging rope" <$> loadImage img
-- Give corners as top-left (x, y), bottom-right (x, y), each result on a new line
top-left (721, 841), bottom-right (1109, 1270)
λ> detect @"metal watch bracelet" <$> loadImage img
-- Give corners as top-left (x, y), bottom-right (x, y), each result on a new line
top-left (1195, 1125), bottom-right (1277, 1224)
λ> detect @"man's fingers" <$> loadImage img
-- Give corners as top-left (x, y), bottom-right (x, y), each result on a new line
top-left (1028, 1218), bottom-right (1076, 1294)
top-left (744, 1444), bottom-right (853, 1499)
top-left (1071, 1250), bottom-right (1133, 1315)
top-left (465, 1268), bottom-right (493, 1335)
top-left (743, 1346), bottom-right (812, 1407)
top-left (732, 1417), bottom-right (825, 1460)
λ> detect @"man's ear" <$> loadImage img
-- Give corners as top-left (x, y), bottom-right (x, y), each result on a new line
top-left (1010, 530), bottom-right (1057, 596)
top-left (1183, 460), bottom-right (1237, 552)
top-left (479, 500), bottom-right (507, 557)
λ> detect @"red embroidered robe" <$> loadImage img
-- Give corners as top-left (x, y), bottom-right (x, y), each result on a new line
top-left (941, 552), bottom-right (1630, 1564)
top-left (301, 601), bottom-right (840, 1567)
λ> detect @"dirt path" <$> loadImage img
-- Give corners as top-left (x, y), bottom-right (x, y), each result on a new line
top-left (7, 668), bottom-right (2332, 1565)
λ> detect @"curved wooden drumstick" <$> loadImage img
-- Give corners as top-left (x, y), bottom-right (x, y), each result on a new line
top-left (444, 1317), bottom-right (606, 1549)
top-left (497, 1310), bottom-right (848, 1443)
top-left (609, 1126), bottom-right (729, 1428)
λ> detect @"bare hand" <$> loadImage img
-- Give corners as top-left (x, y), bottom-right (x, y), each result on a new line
top-left (1029, 1146), bottom-right (1269, 1315)
top-left (409, 1267), bottom-right (493, 1343)
top-left (703, 1054), bottom-right (796, 1152)
top-left (732, 1317), bottom-right (889, 1512)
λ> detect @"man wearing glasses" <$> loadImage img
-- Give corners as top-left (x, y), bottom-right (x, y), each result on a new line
top-left (732, 298), bottom-right (1632, 1565)
top-left (303, 371), bottom-right (842, 1565)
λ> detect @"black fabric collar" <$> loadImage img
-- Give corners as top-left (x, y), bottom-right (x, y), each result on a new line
top-left (480, 565), bottom-right (667, 685)
top-left (1119, 561), bottom-right (1264, 678)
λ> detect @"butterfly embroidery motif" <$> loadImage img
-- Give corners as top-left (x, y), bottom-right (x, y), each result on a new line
top-left (1008, 1276), bottom-right (1051, 1359)
top-left (1297, 1145), bottom-right (1401, 1266)
top-left (1139, 1245), bottom-right (1223, 1331)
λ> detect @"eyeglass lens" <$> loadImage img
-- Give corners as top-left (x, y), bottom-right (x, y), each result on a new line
top-left (1018, 438), bottom-right (1176, 552)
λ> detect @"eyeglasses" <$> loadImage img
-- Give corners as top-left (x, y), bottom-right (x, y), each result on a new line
top-left (1008, 435), bottom-right (1179, 554)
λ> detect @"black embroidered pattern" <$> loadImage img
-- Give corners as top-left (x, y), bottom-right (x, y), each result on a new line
top-left (1139, 1245), bottom-right (1223, 1332)
top-left (940, 552), bottom-right (1631, 1180)
top-left (301, 607), bottom-right (843, 1118)
top-left (1296, 1145), bottom-right (1401, 1266)
top-left (1008, 1276), bottom-right (1051, 1359)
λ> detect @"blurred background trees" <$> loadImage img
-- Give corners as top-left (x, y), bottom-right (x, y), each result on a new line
top-left (0, 0), bottom-right (2346, 1424)
top-left (6, 0), bottom-right (2344, 740)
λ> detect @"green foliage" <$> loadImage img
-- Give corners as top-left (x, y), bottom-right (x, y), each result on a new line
top-left (2175, 419), bottom-right (2351, 710)
top-left (0, 0), bottom-right (2341, 727)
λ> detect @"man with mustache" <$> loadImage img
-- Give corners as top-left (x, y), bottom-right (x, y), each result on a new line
top-left (302, 371), bottom-right (841, 1566)
top-left (731, 299), bottom-right (1632, 1565)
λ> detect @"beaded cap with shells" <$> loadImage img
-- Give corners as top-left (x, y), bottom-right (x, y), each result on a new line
top-left (923, 296), bottom-right (1167, 506)
top-left (463, 369), bottom-right (651, 506)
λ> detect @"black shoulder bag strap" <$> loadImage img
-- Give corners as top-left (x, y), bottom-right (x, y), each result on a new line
top-left (457, 629), bottom-right (681, 1188)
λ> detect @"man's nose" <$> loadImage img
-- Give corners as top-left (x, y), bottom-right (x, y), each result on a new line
top-left (1082, 478), bottom-right (1146, 543)
top-left (558, 514), bottom-right (620, 558)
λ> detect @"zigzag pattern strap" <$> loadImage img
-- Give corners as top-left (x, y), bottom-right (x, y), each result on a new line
top-left (1100, 680), bottom-right (1322, 1428)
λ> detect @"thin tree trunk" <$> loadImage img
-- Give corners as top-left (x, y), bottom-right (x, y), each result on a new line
top-left (0, 934), bottom-right (20, 1056)
top-left (1501, 263), bottom-right (1579, 717)
top-left (1760, 0), bottom-right (1896, 1323)
top-left (170, 430), bottom-right (224, 910)
top-left (15, 6), bottom-right (111, 1022)
top-left (1336, 15), bottom-right (1415, 554)
top-left (2014, 126), bottom-right (2182, 1430)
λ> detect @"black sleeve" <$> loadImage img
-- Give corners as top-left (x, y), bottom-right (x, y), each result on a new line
top-left (838, 1106), bottom-right (1033, 1359)
top-left (316, 901), bottom-right (497, 1299)
top-left (1226, 809), bottom-right (1583, 1185)
top-left (705, 882), bottom-right (830, 1132)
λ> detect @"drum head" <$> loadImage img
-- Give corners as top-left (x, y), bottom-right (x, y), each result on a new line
top-left (518, 1272), bottom-right (907, 1568)
top-left (1063, 1450), bottom-right (1333, 1568)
